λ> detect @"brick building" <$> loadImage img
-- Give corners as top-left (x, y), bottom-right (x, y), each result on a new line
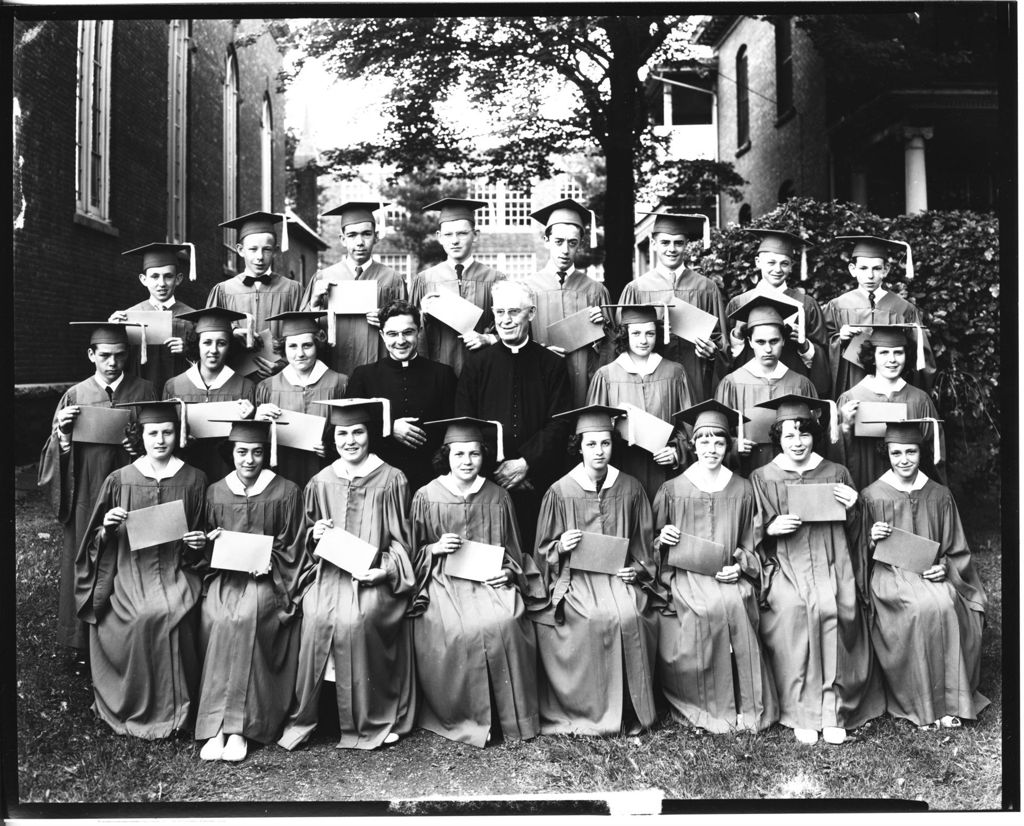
top-left (13, 17), bottom-right (293, 461)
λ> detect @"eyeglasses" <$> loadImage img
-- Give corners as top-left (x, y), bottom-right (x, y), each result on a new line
top-left (382, 328), bottom-right (418, 340)
top-left (492, 307), bottom-right (532, 320)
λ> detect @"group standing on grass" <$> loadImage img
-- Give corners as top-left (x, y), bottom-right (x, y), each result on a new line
top-left (37, 196), bottom-right (987, 763)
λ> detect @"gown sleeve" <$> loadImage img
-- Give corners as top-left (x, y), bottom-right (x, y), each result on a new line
top-left (73, 471), bottom-right (121, 625)
top-left (378, 470), bottom-right (424, 598)
top-left (936, 488), bottom-right (987, 614)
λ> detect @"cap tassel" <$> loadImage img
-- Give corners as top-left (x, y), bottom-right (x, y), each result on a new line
top-left (928, 417), bottom-right (941, 466)
top-left (185, 242), bottom-right (197, 282)
top-left (902, 241), bottom-right (914, 280)
top-left (701, 215), bottom-right (710, 250)
top-left (915, 323), bottom-right (926, 371)
top-left (175, 397), bottom-right (187, 449)
top-left (138, 324), bottom-right (148, 365)
top-left (269, 419), bottom-right (278, 468)
top-left (245, 313), bottom-right (255, 350)
top-left (327, 308), bottom-right (337, 347)
top-left (375, 397), bottom-right (392, 438)
top-left (590, 208), bottom-right (597, 249)
top-left (490, 419), bottom-right (505, 463)
top-left (626, 406), bottom-right (638, 447)
top-left (826, 399), bottom-right (839, 444)
top-left (737, 411), bottom-right (745, 443)
top-left (800, 242), bottom-right (809, 282)
top-left (278, 213), bottom-right (289, 252)
top-left (660, 302), bottom-right (670, 345)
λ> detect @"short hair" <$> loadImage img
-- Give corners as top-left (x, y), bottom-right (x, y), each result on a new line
top-left (858, 339), bottom-right (912, 379)
top-left (614, 323), bottom-right (665, 357)
top-left (745, 321), bottom-right (786, 342)
top-left (322, 420), bottom-right (380, 462)
top-left (768, 416), bottom-right (823, 448)
top-left (379, 299), bottom-right (421, 329)
top-left (544, 223), bottom-right (584, 242)
top-left (689, 426), bottom-right (733, 453)
top-left (216, 437), bottom-right (268, 470)
top-left (125, 418), bottom-right (180, 457)
top-left (567, 428), bottom-right (623, 460)
top-left (184, 325), bottom-right (245, 363)
top-left (491, 280), bottom-right (535, 308)
top-left (271, 327), bottom-right (331, 357)
top-left (431, 440), bottom-right (497, 477)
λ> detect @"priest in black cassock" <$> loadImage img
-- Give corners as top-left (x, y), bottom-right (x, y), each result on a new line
top-left (346, 300), bottom-right (457, 494)
top-left (455, 280), bottom-right (572, 551)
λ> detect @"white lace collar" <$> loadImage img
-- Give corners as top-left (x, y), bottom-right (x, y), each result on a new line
top-left (772, 451), bottom-right (823, 473)
top-left (438, 473), bottom-right (486, 498)
top-left (132, 455), bottom-right (184, 480)
top-left (224, 468), bottom-right (275, 496)
top-left (331, 452), bottom-right (384, 480)
top-left (684, 463), bottom-right (733, 492)
top-left (185, 363), bottom-right (236, 391)
top-left (879, 468), bottom-right (929, 492)
top-left (283, 360), bottom-right (328, 387)
top-left (569, 462), bottom-right (619, 491)
top-left (614, 351), bottom-right (662, 377)
top-left (741, 360), bottom-right (789, 380)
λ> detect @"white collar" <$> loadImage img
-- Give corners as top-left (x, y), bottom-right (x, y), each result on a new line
top-left (741, 359), bottom-right (788, 380)
top-left (859, 286), bottom-right (888, 301)
top-left (132, 455), bottom-right (184, 480)
top-left (772, 451), bottom-right (824, 473)
top-left (861, 374), bottom-right (907, 395)
top-left (683, 463), bottom-right (733, 492)
top-left (93, 373), bottom-right (126, 393)
top-left (568, 462), bottom-right (619, 492)
top-left (186, 363), bottom-right (236, 391)
top-left (438, 473), bottom-right (486, 498)
top-left (331, 453), bottom-right (384, 480)
top-left (149, 297), bottom-right (177, 310)
top-left (614, 351), bottom-right (662, 376)
top-left (387, 352), bottom-right (418, 367)
top-left (656, 263), bottom-right (684, 280)
top-left (754, 279), bottom-right (790, 296)
top-left (449, 257), bottom-right (475, 272)
top-left (225, 468), bottom-right (275, 496)
top-left (347, 256), bottom-right (377, 272)
top-left (283, 360), bottom-right (328, 387)
top-left (502, 337), bottom-right (530, 354)
top-left (880, 468), bottom-right (929, 492)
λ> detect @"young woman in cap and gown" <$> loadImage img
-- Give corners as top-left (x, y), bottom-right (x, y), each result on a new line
top-left (75, 400), bottom-right (208, 738)
top-left (653, 400), bottom-right (779, 734)
top-left (860, 420), bottom-right (988, 729)
top-left (278, 399), bottom-right (424, 750)
top-left (195, 418), bottom-right (306, 762)
top-left (254, 312), bottom-right (347, 489)
top-left (533, 405), bottom-right (667, 736)
top-left (586, 304), bottom-right (693, 500)
top-left (409, 417), bottom-right (546, 747)
top-left (835, 324), bottom-right (944, 491)
top-left (749, 394), bottom-right (884, 745)
top-left (162, 307), bottom-right (255, 482)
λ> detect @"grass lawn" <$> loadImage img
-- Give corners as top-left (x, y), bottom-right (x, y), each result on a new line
top-left (10, 475), bottom-right (1006, 812)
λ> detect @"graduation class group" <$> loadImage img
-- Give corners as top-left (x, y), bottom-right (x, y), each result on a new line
top-left (36, 195), bottom-right (988, 765)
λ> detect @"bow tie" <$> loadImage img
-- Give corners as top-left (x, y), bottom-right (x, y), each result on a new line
top-left (243, 274), bottom-right (271, 287)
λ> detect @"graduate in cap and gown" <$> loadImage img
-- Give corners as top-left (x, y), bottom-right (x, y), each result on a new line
top-left (196, 418), bottom-right (306, 762)
top-left (410, 198), bottom-right (505, 376)
top-left (621, 212), bottom-right (729, 402)
top-left (410, 417), bottom-right (546, 747)
top-left (301, 200), bottom-right (407, 377)
top-left (749, 394), bottom-right (884, 745)
top-left (278, 399), bottom-right (423, 751)
top-left (518, 198), bottom-right (615, 408)
top-left (823, 235), bottom-right (935, 398)
top-left (860, 420), bottom-right (988, 729)
top-left (254, 311), bottom-right (347, 489)
top-left (75, 400), bottom-right (209, 738)
top-left (37, 320), bottom-right (157, 671)
top-left (725, 229), bottom-right (831, 397)
top-left (162, 307), bottom-right (256, 482)
top-left (533, 405), bottom-right (667, 736)
top-left (653, 400), bottom-right (779, 734)
top-left (587, 303), bottom-right (694, 499)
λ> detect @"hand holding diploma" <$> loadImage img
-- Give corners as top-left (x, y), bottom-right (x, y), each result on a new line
top-left (715, 562), bottom-right (741, 584)
top-left (832, 483), bottom-right (858, 510)
top-left (432, 533), bottom-right (462, 555)
top-left (693, 335), bottom-right (718, 359)
top-left (616, 567), bottom-right (638, 585)
top-left (103, 506), bottom-right (129, 532)
top-left (870, 521), bottom-right (892, 543)
top-left (559, 529), bottom-right (583, 553)
top-left (921, 562), bottom-right (947, 582)
top-left (657, 525), bottom-right (681, 547)
top-left (312, 518), bottom-right (333, 542)
top-left (767, 514), bottom-right (803, 536)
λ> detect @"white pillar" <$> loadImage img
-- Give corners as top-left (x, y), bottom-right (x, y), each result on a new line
top-left (663, 80), bottom-right (673, 126)
top-left (903, 126), bottom-right (933, 214)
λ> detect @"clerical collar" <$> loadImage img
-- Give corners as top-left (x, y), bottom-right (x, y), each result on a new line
top-left (347, 256), bottom-right (376, 272)
top-left (132, 455), bottom-right (184, 480)
top-left (569, 462), bottom-right (619, 492)
top-left (858, 286), bottom-right (888, 302)
top-left (283, 360), bottom-right (328, 387)
top-left (860, 374), bottom-right (907, 395)
top-left (331, 453), bottom-right (384, 479)
top-left (149, 297), bottom-right (177, 310)
top-left (448, 257), bottom-right (475, 272)
top-left (387, 352), bottom-right (418, 368)
top-left (880, 468), bottom-right (929, 492)
top-left (225, 468), bottom-right (275, 496)
top-left (614, 352), bottom-right (662, 376)
top-left (683, 463), bottom-right (732, 492)
top-left (741, 360), bottom-right (788, 380)
top-left (502, 336), bottom-right (530, 354)
top-left (93, 373), bottom-right (126, 393)
top-left (438, 473), bottom-right (486, 498)
top-left (772, 451), bottom-right (824, 473)
top-left (186, 363), bottom-right (236, 391)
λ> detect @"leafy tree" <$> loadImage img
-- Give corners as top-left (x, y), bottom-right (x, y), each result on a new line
top-left (638, 158), bottom-right (747, 213)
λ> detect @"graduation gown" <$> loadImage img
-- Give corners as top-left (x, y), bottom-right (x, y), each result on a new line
top-left (163, 365), bottom-right (256, 482)
top-left (410, 260), bottom-right (505, 376)
top-left (586, 353), bottom-right (694, 500)
top-left (37, 374), bottom-right (157, 649)
top-left (455, 338), bottom-right (573, 551)
top-left (409, 476), bottom-right (546, 747)
top-left (278, 458), bottom-right (422, 750)
top-left (75, 459), bottom-right (207, 738)
top-left (196, 471), bottom-right (306, 744)
top-left (861, 473), bottom-right (988, 726)
top-left (301, 259), bottom-right (407, 377)
top-left (836, 377), bottom-right (945, 491)
top-left (205, 272), bottom-right (303, 343)
top-left (123, 299), bottom-right (197, 396)
top-left (620, 268), bottom-right (730, 402)
top-left (254, 363), bottom-right (347, 489)
top-left (346, 355), bottom-right (457, 494)
top-left (714, 363), bottom-right (818, 476)
top-left (533, 465), bottom-right (666, 735)
top-left (519, 267), bottom-right (614, 408)
top-left (653, 469), bottom-right (779, 733)
top-left (750, 456), bottom-right (884, 731)
top-left (823, 287), bottom-right (935, 398)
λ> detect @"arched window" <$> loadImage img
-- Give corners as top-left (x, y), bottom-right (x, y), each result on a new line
top-left (76, 20), bottom-right (113, 221)
top-left (738, 204), bottom-right (752, 226)
top-left (223, 49), bottom-right (239, 265)
top-left (774, 17), bottom-right (794, 118)
top-left (261, 95), bottom-right (273, 211)
top-left (778, 180), bottom-right (796, 203)
top-left (736, 46), bottom-right (749, 148)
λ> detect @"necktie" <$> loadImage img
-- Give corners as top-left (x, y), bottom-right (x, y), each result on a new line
top-left (242, 275), bottom-right (271, 287)
top-left (557, 269), bottom-right (568, 286)
top-left (354, 266), bottom-right (363, 278)
top-left (105, 386), bottom-right (114, 406)
top-left (868, 291), bottom-right (876, 311)
top-left (455, 264), bottom-right (464, 281)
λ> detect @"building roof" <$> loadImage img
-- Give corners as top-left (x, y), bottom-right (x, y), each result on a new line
top-left (692, 15), bottom-right (739, 47)
top-left (284, 208), bottom-right (329, 251)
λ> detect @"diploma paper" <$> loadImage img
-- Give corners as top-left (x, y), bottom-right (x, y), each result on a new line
top-left (327, 279), bottom-right (379, 315)
top-left (842, 330), bottom-right (873, 367)
top-left (210, 530), bottom-right (273, 573)
top-left (72, 405), bottom-right (131, 445)
top-left (873, 527), bottom-right (940, 574)
top-left (274, 410), bottom-right (327, 453)
top-left (126, 499), bottom-right (189, 551)
top-left (544, 308), bottom-right (605, 352)
top-left (185, 401), bottom-right (243, 439)
top-left (785, 483), bottom-right (846, 522)
top-left (667, 298), bottom-right (719, 343)
top-left (742, 407), bottom-right (777, 445)
top-left (314, 527), bottom-right (379, 576)
top-left (421, 290), bottom-right (484, 335)
top-left (230, 328), bottom-right (278, 376)
top-left (570, 532), bottom-right (629, 575)
top-left (445, 539), bottom-right (505, 582)
top-left (854, 401), bottom-right (909, 438)
top-left (615, 404), bottom-right (674, 455)
top-left (125, 310), bottom-right (173, 345)
top-left (667, 533), bottom-right (728, 576)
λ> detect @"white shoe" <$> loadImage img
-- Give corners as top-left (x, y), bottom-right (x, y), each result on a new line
top-left (221, 734), bottom-right (248, 762)
top-left (200, 732), bottom-right (225, 761)
top-left (822, 726), bottom-right (847, 744)
top-left (383, 732), bottom-right (400, 745)
top-left (794, 728), bottom-right (819, 744)
top-left (939, 715), bottom-right (962, 729)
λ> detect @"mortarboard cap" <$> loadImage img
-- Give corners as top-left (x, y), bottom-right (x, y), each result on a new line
top-left (728, 294), bottom-right (795, 333)
top-left (266, 311), bottom-right (327, 339)
top-left (314, 397), bottom-right (392, 437)
top-left (70, 320), bottom-right (148, 363)
top-left (531, 198), bottom-right (595, 241)
top-left (847, 322), bottom-right (927, 371)
top-left (177, 307), bottom-right (247, 336)
top-left (114, 398), bottom-right (188, 448)
top-left (424, 416), bottom-right (505, 463)
top-left (122, 241), bottom-right (197, 282)
top-left (674, 399), bottom-right (746, 436)
top-left (748, 229), bottom-right (809, 257)
top-left (838, 234), bottom-right (914, 280)
top-left (422, 198), bottom-right (488, 225)
top-left (755, 393), bottom-right (839, 444)
top-left (857, 417), bottom-right (943, 465)
top-left (644, 212), bottom-right (711, 249)
top-left (322, 201), bottom-right (388, 229)
top-left (220, 210), bottom-right (289, 252)
top-left (602, 302), bottom-right (672, 345)
top-left (210, 417), bottom-right (285, 467)
top-left (552, 404), bottom-right (627, 435)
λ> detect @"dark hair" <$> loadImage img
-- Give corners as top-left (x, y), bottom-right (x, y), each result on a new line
top-left (768, 416), bottom-right (823, 449)
top-left (858, 339), bottom-right (913, 379)
top-left (567, 428), bottom-right (624, 460)
top-left (379, 299), bottom-right (421, 329)
top-left (125, 418), bottom-right (180, 457)
top-left (744, 321), bottom-right (786, 342)
top-left (543, 223), bottom-right (584, 241)
top-left (322, 419), bottom-right (380, 462)
top-left (431, 441), bottom-right (497, 478)
top-left (216, 438), bottom-right (268, 470)
top-left (614, 323), bottom-right (665, 356)
top-left (272, 327), bottom-right (331, 357)
top-left (689, 426), bottom-right (733, 453)
top-left (183, 326), bottom-right (245, 364)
